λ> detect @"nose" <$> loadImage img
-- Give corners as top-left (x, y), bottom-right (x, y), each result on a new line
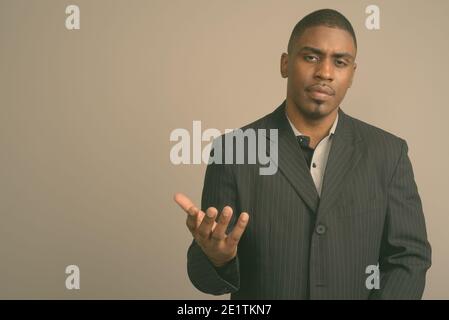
top-left (315, 58), bottom-right (334, 81)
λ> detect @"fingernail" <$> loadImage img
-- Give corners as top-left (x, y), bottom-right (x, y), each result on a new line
top-left (207, 210), bottom-right (215, 218)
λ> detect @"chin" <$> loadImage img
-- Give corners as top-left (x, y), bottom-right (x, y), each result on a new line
top-left (299, 102), bottom-right (331, 120)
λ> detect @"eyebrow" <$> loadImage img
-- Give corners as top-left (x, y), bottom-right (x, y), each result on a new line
top-left (298, 46), bottom-right (355, 61)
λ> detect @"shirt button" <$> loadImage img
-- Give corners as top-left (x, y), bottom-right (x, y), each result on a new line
top-left (316, 224), bottom-right (326, 235)
top-left (312, 163), bottom-right (317, 168)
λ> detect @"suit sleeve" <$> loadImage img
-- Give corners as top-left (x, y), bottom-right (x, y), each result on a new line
top-left (370, 140), bottom-right (432, 299)
top-left (187, 142), bottom-right (241, 295)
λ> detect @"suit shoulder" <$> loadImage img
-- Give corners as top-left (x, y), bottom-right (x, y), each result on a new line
top-left (346, 114), bottom-right (410, 182)
top-left (239, 110), bottom-right (275, 131)
top-left (347, 113), bottom-right (406, 148)
top-left (211, 111), bottom-right (272, 146)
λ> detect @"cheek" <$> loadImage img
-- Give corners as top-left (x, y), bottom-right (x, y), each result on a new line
top-left (290, 64), bottom-right (312, 85)
top-left (338, 71), bottom-right (354, 87)
top-left (291, 70), bottom-right (310, 89)
top-left (333, 85), bottom-right (351, 105)
top-left (335, 73), bottom-right (353, 93)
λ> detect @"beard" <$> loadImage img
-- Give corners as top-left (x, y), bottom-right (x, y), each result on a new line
top-left (294, 98), bottom-right (336, 120)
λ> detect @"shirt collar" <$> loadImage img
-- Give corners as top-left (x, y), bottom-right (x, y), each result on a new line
top-left (286, 110), bottom-right (339, 138)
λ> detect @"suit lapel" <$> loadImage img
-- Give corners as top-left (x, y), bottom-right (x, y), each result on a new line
top-left (264, 102), bottom-right (320, 213)
top-left (317, 108), bottom-right (364, 216)
top-left (263, 103), bottom-right (364, 215)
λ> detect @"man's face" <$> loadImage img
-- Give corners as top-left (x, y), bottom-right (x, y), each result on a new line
top-left (281, 26), bottom-right (357, 119)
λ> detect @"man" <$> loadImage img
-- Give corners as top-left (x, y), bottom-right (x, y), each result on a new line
top-left (174, 9), bottom-right (431, 299)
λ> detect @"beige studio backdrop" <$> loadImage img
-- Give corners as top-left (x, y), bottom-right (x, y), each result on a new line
top-left (1, 0), bottom-right (448, 299)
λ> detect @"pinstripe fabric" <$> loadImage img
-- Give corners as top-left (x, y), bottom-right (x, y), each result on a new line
top-left (186, 101), bottom-right (431, 299)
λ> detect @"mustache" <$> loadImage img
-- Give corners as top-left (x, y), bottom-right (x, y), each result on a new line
top-left (306, 83), bottom-right (335, 96)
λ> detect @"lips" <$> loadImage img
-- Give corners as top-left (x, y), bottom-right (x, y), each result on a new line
top-left (307, 84), bottom-right (335, 96)
top-left (306, 84), bottom-right (335, 101)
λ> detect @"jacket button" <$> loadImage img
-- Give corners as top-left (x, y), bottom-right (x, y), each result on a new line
top-left (316, 224), bottom-right (326, 235)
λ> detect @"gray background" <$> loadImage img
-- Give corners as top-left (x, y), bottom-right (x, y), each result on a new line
top-left (0, 0), bottom-right (448, 299)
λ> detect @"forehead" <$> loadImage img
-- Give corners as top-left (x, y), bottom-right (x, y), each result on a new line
top-left (294, 25), bottom-right (356, 55)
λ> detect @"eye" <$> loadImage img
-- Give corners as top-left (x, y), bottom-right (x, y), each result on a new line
top-left (304, 55), bottom-right (318, 62)
top-left (335, 60), bottom-right (348, 67)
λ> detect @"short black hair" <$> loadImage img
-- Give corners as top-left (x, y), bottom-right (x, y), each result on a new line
top-left (287, 9), bottom-right (357, 54)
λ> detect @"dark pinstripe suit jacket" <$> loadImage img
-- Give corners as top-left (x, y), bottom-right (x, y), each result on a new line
top-left (187, 101), bottom-right (431, 299)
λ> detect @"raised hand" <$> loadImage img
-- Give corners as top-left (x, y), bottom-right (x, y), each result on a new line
top-left (174, 193), bottom-right (249, 267)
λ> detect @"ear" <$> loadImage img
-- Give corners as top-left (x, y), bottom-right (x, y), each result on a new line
top-left (349, 62), bottom-right (357, 88)
top-left (280, 53), bottom-right (289, 78)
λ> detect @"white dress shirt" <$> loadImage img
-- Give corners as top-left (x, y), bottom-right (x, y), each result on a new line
top-left (286, 112), bottom-right (339, 197)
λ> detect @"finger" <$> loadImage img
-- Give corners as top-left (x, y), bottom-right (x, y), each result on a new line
top-left (197, 207), bottom-right (218, 240)
top-left (174, 193), bottom-right (204, 233)
top-left (185, 205), bottom-right (201, 233)
top-left (174, 193), bottom-right (196, 214)
top-left (211, 206), bottom-right (233, 242)
top-left (194, 210), bottom-right (206, 229)
top-left (226, 212), bottom-right (249, 247)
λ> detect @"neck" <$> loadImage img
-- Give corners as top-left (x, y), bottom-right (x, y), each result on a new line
top-left (285, 99), bottom-right (338, 149)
